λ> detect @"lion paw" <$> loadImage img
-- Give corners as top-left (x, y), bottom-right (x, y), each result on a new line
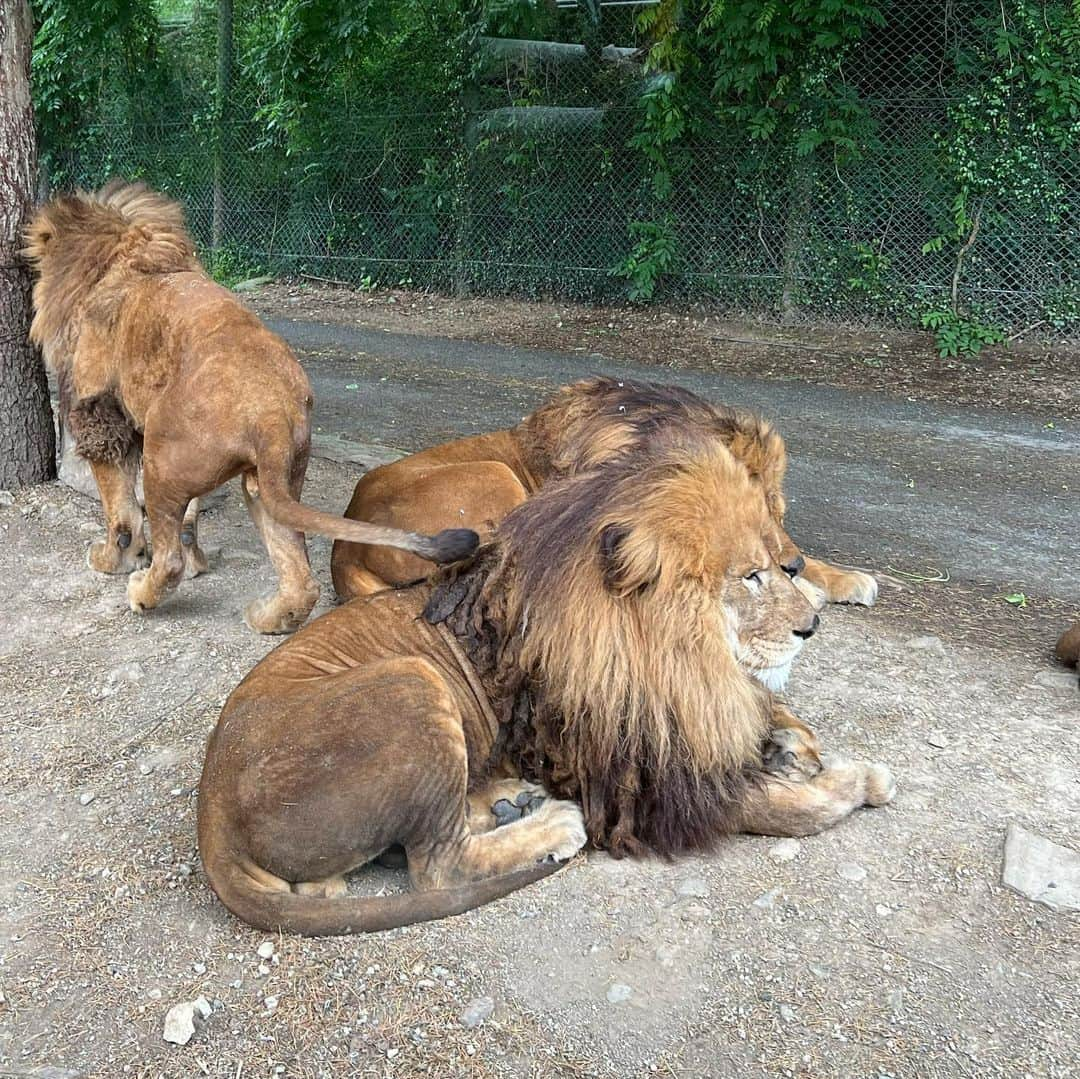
top-left (182, 543), bottom-right (209, 579)
top-left (762, 726), bottom-right (822, 780)
top-left (862, 763), bottom-right (896, 807)
top-left (244, 590), bottom-right (318, 635)
top-left (532, 799), bottom-right (587, 863)
top-left (829, 570), bottom-right (879, 607)
top-left (127, 569), bottom-right (158, 613)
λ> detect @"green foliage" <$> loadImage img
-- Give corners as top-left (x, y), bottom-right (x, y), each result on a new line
top-left (611, 218), bottom-right (678, 301)
top-left (203, 245), bottom-right (265, 288)
top-left (919, 309), bottom-right (1005, 358)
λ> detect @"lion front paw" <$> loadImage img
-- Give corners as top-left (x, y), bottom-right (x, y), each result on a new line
top-left (828, 570), bottom-right (879, 607)
top-left (533, 799), bottom-right (588, 863)
top-left (763, 726), bottom-right (823, 780)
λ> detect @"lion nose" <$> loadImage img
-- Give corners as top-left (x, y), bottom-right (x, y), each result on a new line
top-left (793, 614), bottom-right (820, 640)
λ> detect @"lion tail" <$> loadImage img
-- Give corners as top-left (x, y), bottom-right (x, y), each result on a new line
top-left (199, 810), bottom-right (562, 936)
top-left (1056, 623), bottom-right (1080, 668)
top-left (253, 439), bottom-right (478, 565)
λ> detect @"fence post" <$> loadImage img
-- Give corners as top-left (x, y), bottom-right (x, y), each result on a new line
top-left (212, 0), bottom-right (233, 253)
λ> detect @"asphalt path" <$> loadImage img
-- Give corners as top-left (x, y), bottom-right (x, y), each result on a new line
top-left (268, 317), bottom-right (1080, 604)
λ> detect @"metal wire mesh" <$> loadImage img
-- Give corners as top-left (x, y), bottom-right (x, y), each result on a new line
top-left (54, 1), bottom-right (1080, 337)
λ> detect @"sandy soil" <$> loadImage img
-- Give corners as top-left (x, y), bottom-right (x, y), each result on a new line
top-left (247, 281), bottom-right (1080, 422)
top-left (2, 455), bottom-right (1077, 1079)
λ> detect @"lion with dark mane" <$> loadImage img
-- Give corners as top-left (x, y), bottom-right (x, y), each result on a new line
top-left (199, 432), bottom-right (894, 935)
top-left (24, 180), bottom-right (474, 632)
top-left (331, 376), bottom-right (878, 612)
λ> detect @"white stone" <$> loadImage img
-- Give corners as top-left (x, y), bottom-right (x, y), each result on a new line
top-left (676, 876), bottom-right (709, 898)
top-left (460, 996), bottom-right (494, 1028)
top-left (163, 1002), bottom-right (198, 1045)
top-left (606, 983), bottom-right (633, 1004)
top-left (78, 792), bottom-right (95, 806)
top-left (769, 838), bottom-right (801, 862)
top-left (1002, 824), bottom-right (1080, 912)
top-left (257, 940), bottom-right (276, 959)
top-left (837, 862), bottom-right (867, 882)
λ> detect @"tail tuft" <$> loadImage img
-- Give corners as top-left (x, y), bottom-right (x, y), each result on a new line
top-left (1056, 623), bottom-right (1080, 668)
top-left (425, 528), bottom-right (480, 565)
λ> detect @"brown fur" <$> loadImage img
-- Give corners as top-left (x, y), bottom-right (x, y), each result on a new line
top-left (1056, 623), bottom-right (1080, 669)
top-left (198, 436), bottom-right (894, 935)
top-left (331, 377), bottom-right (878, 611)
top-left (25, 181), bottom-right (476, 632)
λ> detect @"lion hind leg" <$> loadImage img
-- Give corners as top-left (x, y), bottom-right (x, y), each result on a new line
top-left (242, 472), bottom-right (319, 634)
top-left (294, 874), bottom-right (348, 898)
top-left (800, 555), bottom-right (879, 607)
top-left (738, 757), bottom-right (896, 838)
top-left (180, 497), bottom-right (210, 578)
top-left (87, 456), bottom-right (148, 575)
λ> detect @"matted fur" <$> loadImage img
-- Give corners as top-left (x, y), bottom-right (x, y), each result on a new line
top-left (1057, 623), bottom-right (1080, 669)
top-left (426, 437), bottom-right (777, 857)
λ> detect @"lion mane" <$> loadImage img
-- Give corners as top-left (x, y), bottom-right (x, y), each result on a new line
top-left (425, 437), bottom-right (773, 857)
top-left (517, 377), bottom-right (791, 521)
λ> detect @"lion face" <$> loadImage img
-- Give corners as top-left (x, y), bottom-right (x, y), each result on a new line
top-left (591, 439), bottom-right (819, 693)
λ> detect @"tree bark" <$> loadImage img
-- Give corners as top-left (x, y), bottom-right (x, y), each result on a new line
top-left (211, 0), bottom-right (233, 252)
top-left (0, 0), bottom-right (56, 489)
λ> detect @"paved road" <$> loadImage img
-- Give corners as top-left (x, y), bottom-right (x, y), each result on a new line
top-left (269, 318), bottom-right (1080, 603)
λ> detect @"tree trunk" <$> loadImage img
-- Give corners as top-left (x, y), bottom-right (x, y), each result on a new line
top-left (0, 0), bottom-right (56, 489)
top-left (211, 0), bottom-right (233, 252)
top-left (779, 157), bottom-right (816, 326)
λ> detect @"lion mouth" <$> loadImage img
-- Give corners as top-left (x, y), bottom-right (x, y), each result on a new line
top-left (750, 661), bottom-right (794, 692)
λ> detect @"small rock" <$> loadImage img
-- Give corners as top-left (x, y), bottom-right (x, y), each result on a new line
top-left (78, 792), bottom-right (96, 806)
top-left (386, 1047), bottom-right (399, 1059)
top-left (875, 904), bottom-right (893, 917)
top-left (163, 1000), bottom-right (202, 1045)
top-left (654, 945), bottom-right (679, 968)
top-left (752, 886), bottom-right (782, 910)
top-left (0, 490), bottom-right (13, 508)
top-left (809, 964), bottom-right (830, 980)
top-left (837, 862), bottom-right (867, 883)
top-left (257, 940), bottom-right (276, 959)
top-left (769, 838), bottom-right (801, 862)
top-left (263, 995), bottom-right (279, 1013)
top-left (257, 963), bottom-right (270, 976)
top-left (1033, 670), bottom-right (1078, 692)
top-left (676, 875), bottom-right (709, 898)
top-left (137, 762), bottom-right (153, 776)
top-left (1002, 823), bottom-right (1080, 912)
top-left (926, 731), bottom-right (949, 749)
top-left (606, 983), bottom-right (633, 1004)
top-left (905, 635), bottom-right (945, 656)
top-left (778, 1004), bottom-right (797, 1023)
top-left (192, 962), bottom-right (206, 975)
top-left (460, 996), bottom-right (494, 1028)
top-left (194, 997), bottom-right (212, 1019)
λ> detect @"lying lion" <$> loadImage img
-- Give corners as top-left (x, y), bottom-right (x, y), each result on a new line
top-left (24, 181), bottom-right (475, 633)
top-left (199, 433), bottom-right (894, 935)
top-left (331, 376), bottom-right (878, 612)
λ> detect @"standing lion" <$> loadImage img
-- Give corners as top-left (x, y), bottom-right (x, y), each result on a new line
top-left (23, 181), bottom-right (475, 632)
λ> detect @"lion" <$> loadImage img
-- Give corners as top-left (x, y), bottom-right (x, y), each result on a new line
top-left (23, 181), bottom-right (476, 632)
top-left (1057, 624), bottom-right (1080, 675)
top-left (199, 433), bottom-right (895, 935)
top-left (330, 377), bottom-right (878, 614)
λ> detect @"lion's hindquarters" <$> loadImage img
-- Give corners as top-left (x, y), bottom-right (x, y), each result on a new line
top-left (199, 655), bottom-right (574, 933)
top-left (333, 459), bottom-right (529, 598)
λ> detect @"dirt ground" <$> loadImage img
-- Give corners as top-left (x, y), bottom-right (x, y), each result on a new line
top-left (2, 448), bottom-right (1077, 1078)
top-left (249, 281), bottom-right (1080, 421)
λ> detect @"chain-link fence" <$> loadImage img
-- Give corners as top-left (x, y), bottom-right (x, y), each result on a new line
top-left (52, 1), bottom-right (1080, 339)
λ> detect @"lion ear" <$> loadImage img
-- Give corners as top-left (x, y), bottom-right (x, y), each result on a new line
top-left (598, 523), bottom-right (661, 597)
